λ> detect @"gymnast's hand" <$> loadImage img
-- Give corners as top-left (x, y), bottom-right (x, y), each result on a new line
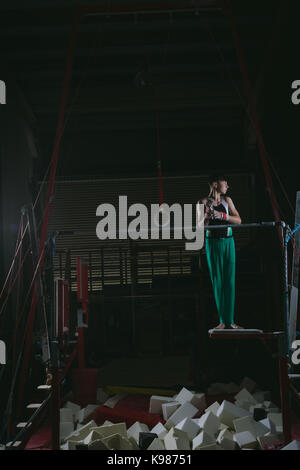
top-left (205, 206), bottom-right (214, 219)
top-left (212, 210), bottom-right (228, 221)
top-left (212, 210), bottom-right (222, 219)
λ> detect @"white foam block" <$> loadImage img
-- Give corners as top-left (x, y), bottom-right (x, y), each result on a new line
top-left (91, 423), bottom-right (127, 440)
top-left (258, 420), bottom-right (271, 440)
top-left (263, 401), bottom-right (279, 411)
top-left (65, 420), bottom-right (97, 442)
top-left (97, 388), bottom-right (109, 404)
top-left (164, 428), bottom-right (190, 450)
top-left (77, 404), bottom-right (98, 424)
top-left (191, 393), bottom-right (206, 412)
top-left (151, 422), bottom-right (167, 439)
top-left (192, 431), bottom-right (215, 450)
top-left (216, 401), bottom-right (251, 429)
top-left (60, 422), bottom-right (74, 442)
top-left (233, 431), bottom-right (257, 449)
top-left (66, 439), bottom-right (85, 450)
top-left (268, 413), bottom-right (282, 434)
top-left (199, 443), bottom-right (219, 450)
top-left (101, 433), bottom-right (133, 450)
top-left (162, 402), bottom-right (180, 421)
top-left (281, 440), bottom-right (300, 450)
top-left (104, 393), bottom-right (127, 409)
top-left (127, 422), bottom-right (149, 444)
top-left (219, 423), bottom-right (229, 431)
top-left (60, 408), bottom-right (74, 423)
top-left (65, 401), bottom-right (81, 421)
top-left (149, 395), bottom-right (174, 414)
top-left (235, 401), bottom-right (252, 411)
top-left (217, 429), bottom-right (236, 450)
top-left (147, 438), bottom-right (165, 450)
top-left (88, 438), bottom-right (109, 450)
top-left (128, 436), bottom-right (140, 450)
top-left (176, 387), bottom-right (195, 405)
top-left (233, 416), bottom-right (257, 436)
top-left (165, 402), bottom-right (198, 430)
top-left (83, 430), bottom-right (100, 445)
top-left (253, 420), bottom-right (270, 438)
top-left (175, 417), bottom-right (201, 441)
top-left (197, 411), bottom-right (220, 437)
top-left (235, 388), bottom-right (257, 406)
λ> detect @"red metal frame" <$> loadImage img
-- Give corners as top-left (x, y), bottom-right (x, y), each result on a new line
top-left (76, 258), bottom-right (89, 368)
top-left (54, 279), bottom-right (70, 338)
top-left (50, 260), bottom-right (88, 448)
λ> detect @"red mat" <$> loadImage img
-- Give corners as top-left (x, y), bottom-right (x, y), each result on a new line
top-left (25, 425), bottom-right (52, 450)
top-left (93, 394), bottom-right (165, 428)
top-left (92, 393), bottom-right (239, 429)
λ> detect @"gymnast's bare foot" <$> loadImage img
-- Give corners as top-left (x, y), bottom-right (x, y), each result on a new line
top-left (213, 323), bottom-right (226, 330)
top-left (230, 323), bottom-right (244, 329)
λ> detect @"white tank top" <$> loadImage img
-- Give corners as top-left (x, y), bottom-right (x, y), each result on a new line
top-left (218, 198), bottom-right (229, 214)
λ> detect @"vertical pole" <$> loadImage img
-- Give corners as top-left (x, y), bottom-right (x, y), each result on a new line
top-left (278, 224), bottom-right (292, 446)
top-left (76, 258), bottom-right (86, 368)
top-left (77, 328), bottom-right (85, 369)
top-left (278, 347), bottom-right (292, 445)
top-left (51, 354), bottom-right (60, 450)
top-left (130, 241), bottom-right (137, 352)
top-left (120, 248), bottom-right (123, 287)
top-left (89, 252), bottom-right (93, 293)
top-left (283, 224), bottom-right (291, 356)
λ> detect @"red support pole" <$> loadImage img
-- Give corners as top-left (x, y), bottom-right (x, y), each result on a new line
top-left (76, 258), bottom-right (89, 368)
top-left (15, 9), bottom-right (82, 420)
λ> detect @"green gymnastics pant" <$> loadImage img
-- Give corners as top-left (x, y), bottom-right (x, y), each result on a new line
top-left (205, 236), bottom-right (236, 326)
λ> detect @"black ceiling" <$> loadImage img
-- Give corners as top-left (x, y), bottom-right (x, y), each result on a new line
top-left (0, 0), bottom-right (298, 205)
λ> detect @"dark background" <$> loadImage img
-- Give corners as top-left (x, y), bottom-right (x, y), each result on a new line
top-left (0, 0), bottom-right (299, 277)
top-left (0, 0), bottom-right (299, 432)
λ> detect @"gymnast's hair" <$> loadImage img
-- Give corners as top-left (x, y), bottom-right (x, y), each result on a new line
top-left (207, 173), bottom-right (228, 198)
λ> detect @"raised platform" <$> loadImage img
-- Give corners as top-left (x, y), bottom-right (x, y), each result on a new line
top-left (208, 329), bottom-right (281, 340)
top-left (209, 328), bottom-right (264, 334)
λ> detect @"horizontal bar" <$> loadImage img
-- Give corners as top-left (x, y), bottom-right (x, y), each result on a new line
top-left (90, 293), bottom-right (199, 300)
top-left (53, 221), bottom-right (285, 237)
top-left (200, 221), bottom-right (283, 230)
top-left (85, 8), bottom-right (221, 18)
top-left (78, 2), bottom-right (220, 19)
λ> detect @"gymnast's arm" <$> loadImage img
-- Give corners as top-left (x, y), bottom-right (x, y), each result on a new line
top-left (225, 196), bottom-right (242, 225)
top-left (196, 198), bottom-right (210, 227)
